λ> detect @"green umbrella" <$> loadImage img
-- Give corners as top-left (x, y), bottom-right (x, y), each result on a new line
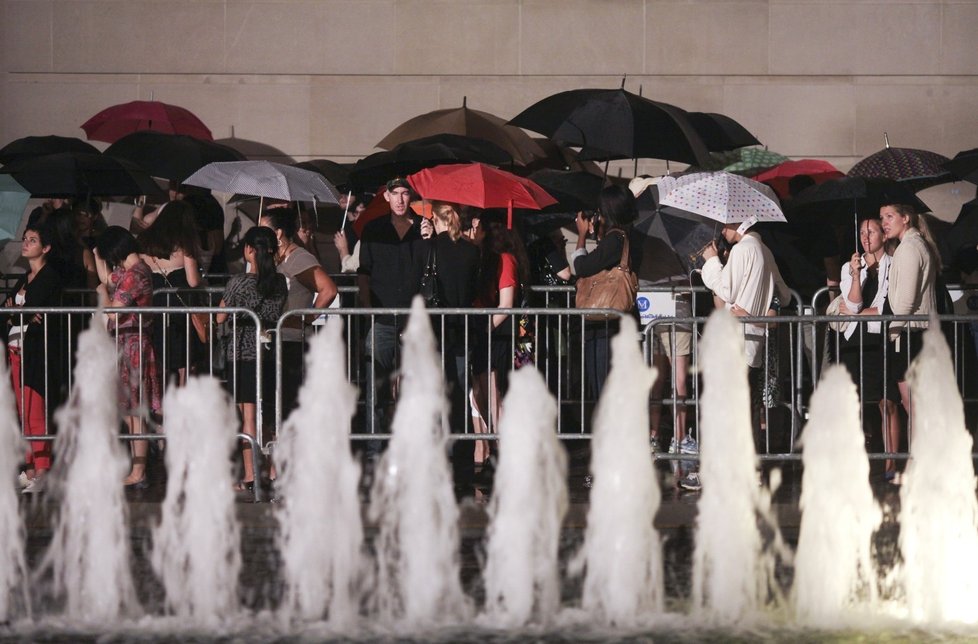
top-left (722, 147), bottom-right (790, 176)
top-left (0, 175), bottom-right (30, 241)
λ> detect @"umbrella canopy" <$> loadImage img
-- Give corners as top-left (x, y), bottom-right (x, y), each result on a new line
top-left (686, 112), bottom-right (761, 152)
top-left (407, 163), bottom-right (556, 228)
top-left (0, 152), bottom-right (164, 198)
top-left (509, 88), bottom-right (711, 166)
top-left (81, 100), bottom-right (212, 143)
top-left (633, 181), bottom-right (716, 274)
top-left (377, 100), bottom-right (545, 166)
top-left (522, 137), bottom-right (605, 175)
top-left (789, 176), bottom-right (930, 222)
top-left (0, 175), bottom-right (30, 241)
top-left (943, 198), bottom-right (978, 273)
top-left (293, 159), bottom-right (352, 191)
top-left (848, 139), bottom-right (952, 192)
top-left (721, 147), bottom-right (790, 175)
top-left (183, 160), bottom-right (340, 204)
top-left (104, 131), bottom-right (245, 182)
top-left (526, 168), bottom-right (604, 212)
top-left (351, 133), bottom-right (512, 189)
top-left (944, 148), bottom-right (978, 185)
top-left (751, 159), bottom-right (844, 199)
top-left (213, 136), bottom-right (294, 163)
top-left (0, 135), bottom-right (100, 165)
top-left (658, 171), bottom-right (785, 226)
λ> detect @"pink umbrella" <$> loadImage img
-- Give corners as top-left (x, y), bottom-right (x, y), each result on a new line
top-left (81, 100), bottom-right (213, 143)
top-left (407, 163), bottom-right (556, 228)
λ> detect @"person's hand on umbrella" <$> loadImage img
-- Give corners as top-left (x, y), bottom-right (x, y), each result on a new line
top-left (703, 240), bottom-right (718, 260)
top-left (420, 218), bottom-right (434, 239)
top-left (849, 251), bottom-right (864, 276)
top-left (575, 210), bottom-right (591, 238)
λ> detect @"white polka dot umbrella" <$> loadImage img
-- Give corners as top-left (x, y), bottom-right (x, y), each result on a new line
top-left (657, 171), bottom-right (785, 226)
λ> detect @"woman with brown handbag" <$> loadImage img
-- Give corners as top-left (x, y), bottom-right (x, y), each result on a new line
top-left (572, 185), bottom-right (639, 402)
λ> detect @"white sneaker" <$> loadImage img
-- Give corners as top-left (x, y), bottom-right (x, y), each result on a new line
top-left (680, 435), bottom-right (699, 455)
top-left (668, 438), bottom-right (679, 454)
top-left (679, 472), bottom-right (702, 491)
top-left (17, 472), bottom-right (30, 489)
top-left (22, 477), bottom-right (44, 494)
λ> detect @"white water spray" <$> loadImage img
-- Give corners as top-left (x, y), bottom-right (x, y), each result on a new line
top-left (276, 317), bottom-right (364, 626)
top-left (899, 325), bottom-right (978, 624)
top-left (793, 365), bottom-right (881, 625)
top-left (151, 376), bottom-right (241, 625)
top-left (368, 297), bottom-right (471, 626)
top-left (571, 316), bottom-right (663, 626)
top-left (0, 353), bottom-right (28, 621)
top-left (691, 309), bottom-right (781, 625)
top-left (40, 322), bottom-right (137, 622)
top-left (482, 366), bottom-right (568, 628)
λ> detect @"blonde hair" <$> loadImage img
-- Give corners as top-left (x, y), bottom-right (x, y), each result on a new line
top-left (887, 203), bottom-right (941, 268)
top-left (431, 201), bottom-right (462, 241)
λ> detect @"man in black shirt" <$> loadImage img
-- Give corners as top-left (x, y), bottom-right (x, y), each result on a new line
top-left (357, 178), bottom-right (426, 445)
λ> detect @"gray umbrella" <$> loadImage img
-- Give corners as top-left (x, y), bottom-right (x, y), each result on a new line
top-left (183, 160), bottom-right (340, 204)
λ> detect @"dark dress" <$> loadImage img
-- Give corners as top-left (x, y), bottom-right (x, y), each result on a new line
top-left (150, 267), bottom-right (192, 374)
top-left (220, 273), bottom-right (287, 404)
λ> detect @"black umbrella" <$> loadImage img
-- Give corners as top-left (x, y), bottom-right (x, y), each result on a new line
top-left (293, 159), bottom-right (353, 191)
top-left (686, 112), bottom-right (761, 152)
top-left (350, 134), bottom-right (511, 189)
top-left (944, 148), bottom-right (978, 185)
top-left (526, 169), bottom-right (604, 212)
top-left (943, 199), bottom-right (978, 273)
top-left (508, 88), bottom-right (711, 166)
top-left (105, 131), bottom-right (245, 182)
top-left (789, 176), bottom-right (929, 254)
top-left (0, 152), bottom-right (164, 198)
top-left (633, 184), bottom-right (716, 274)
top-left (847, 135), bottom-right (952, 192)
top-left (0, 135), bottom-right (100, 165)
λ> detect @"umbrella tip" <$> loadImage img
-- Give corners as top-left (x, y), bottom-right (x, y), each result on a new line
top-left (463, 96), bottom-right (467, 108)
top-left (620, 74), bottom-right (626, 89)
top-left (883, 132), bottom-right (890, 148)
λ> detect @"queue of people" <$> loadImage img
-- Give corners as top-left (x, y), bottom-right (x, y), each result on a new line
top-left (0, 173), bottom-right (955, 496)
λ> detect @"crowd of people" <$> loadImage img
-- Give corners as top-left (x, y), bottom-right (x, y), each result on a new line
top-left (0, 169), bottom-right (960, 495)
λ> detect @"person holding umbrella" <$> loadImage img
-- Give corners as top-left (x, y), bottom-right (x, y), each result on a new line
top-left (572, 185), bottom-right (640, 403)
top-left (701, 214), bottom-right (791, 465)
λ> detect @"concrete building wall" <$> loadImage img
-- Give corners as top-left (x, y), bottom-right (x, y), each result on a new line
top-left (2, 0), bottom-right (977, 217)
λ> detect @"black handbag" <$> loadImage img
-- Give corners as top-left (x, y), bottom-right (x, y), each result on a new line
top-left (419, 245), bottom-right (442, 308)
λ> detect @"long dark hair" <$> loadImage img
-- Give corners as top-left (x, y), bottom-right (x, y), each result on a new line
top-left (96, 226), bottom-right (139, 269)
top-left (480, 219), bottom-right (530, 294)
top-left (244, 226), bottom-right (287, 299)
top-left (261, 205), bottom-right (299, 242)
top-left (138, 201), bottom-right (202, 260)
top-left (45, 208), bottom-right (87, 286)
top-left (598, 185), bottom-right (638, 230)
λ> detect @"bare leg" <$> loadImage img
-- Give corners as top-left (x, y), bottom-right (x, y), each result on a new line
top-left (673, 354), bottom-right (690, 443)
top-left (471, 376), bottom-right (490, 464)
top-left (898, 380), bottom-right (913, 446)
top-left (880, 398), bottom-right (901, 474)
top-left (240, 402), bottom-right (257, 484)
top-left (124, 415), bottom-right (147, 484)
top-left (649, 353), bottom-right (668, 445)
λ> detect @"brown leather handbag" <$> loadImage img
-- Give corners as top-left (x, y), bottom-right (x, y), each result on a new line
top-left (575, 230), bottom-right (638, 321)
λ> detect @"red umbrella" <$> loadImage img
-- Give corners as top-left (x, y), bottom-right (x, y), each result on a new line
top-left (407, 163), bottom-right (556, 228)
top-left (751, 159), bottom-right (844, 199)
top-left (81, 100), bottom-right (213, 143)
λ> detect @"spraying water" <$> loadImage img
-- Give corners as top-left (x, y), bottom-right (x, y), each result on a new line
top-left (150, 376), bottom-right (241, 625)
top-left (793, 365), bottom-right (881, 625)
top-left (899, 325), bottom-right (978, 624)
top-left (39, 322), bottom-right (137, 622)
top-left (368, 297), bottom-right (471, 626)
top-left (482, 366), bottom-right (568, 628)
top-left (570, 316), bottom-right (663, 627)
top-left (0, 353), bottom-right (28, 621)
top-left (276, 317), bottom-right (364, 626)
top-left (691, 309), bottom-right (780, 625)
